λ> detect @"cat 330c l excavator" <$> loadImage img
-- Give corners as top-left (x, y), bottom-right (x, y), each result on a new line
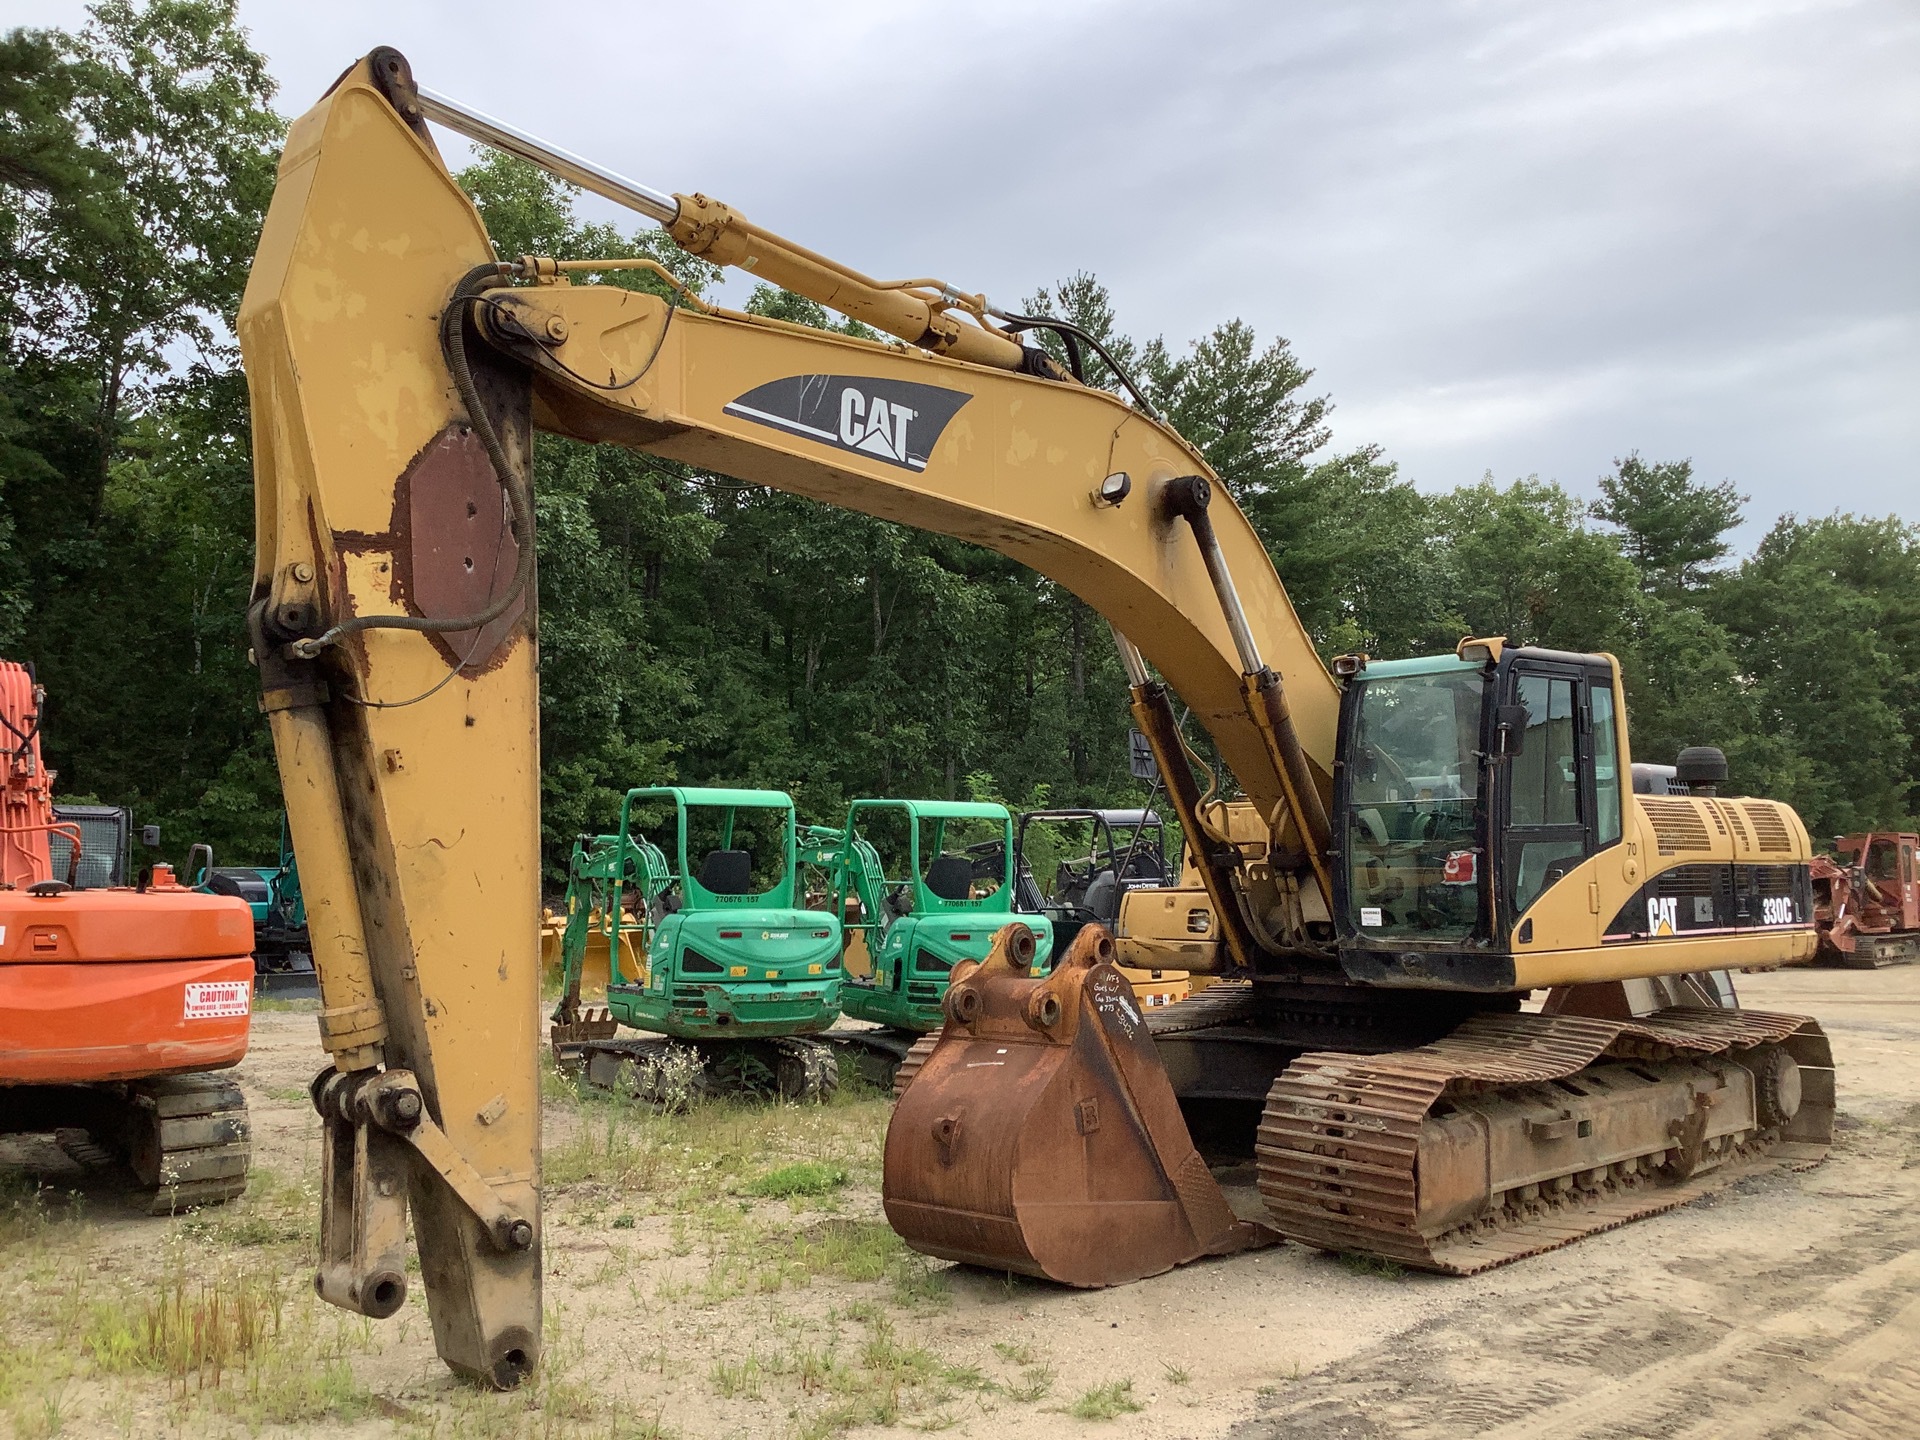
top-left (240, 51), bottom-right (1832, 1388)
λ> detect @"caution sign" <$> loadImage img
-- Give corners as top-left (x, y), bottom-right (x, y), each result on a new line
top-left (184, 980), bottom-right (251, 1020)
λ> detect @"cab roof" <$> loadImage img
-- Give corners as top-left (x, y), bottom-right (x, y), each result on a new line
top-left (627, 786), bottom-right (794, 809)
top-left (849, 798), bottom-right (1009, 821)
top-left (1355, 654), bottom-right (1484, 680)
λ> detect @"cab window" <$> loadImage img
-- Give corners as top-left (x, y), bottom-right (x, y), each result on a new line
top-left (1868, 838), bottom-right (1900, 880)
top-left (1504, 670), bottom-right (1587, 916)
top-left (1510, 675), bottom-right (1578, 827)
top-left (1590, 682), bottom-right (1621, 846)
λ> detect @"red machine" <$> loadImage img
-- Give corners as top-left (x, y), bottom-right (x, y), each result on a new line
top-left (0, 661), bottom-right (255, 1210)
top-left (1811, 832), bottom-right (1920, 968)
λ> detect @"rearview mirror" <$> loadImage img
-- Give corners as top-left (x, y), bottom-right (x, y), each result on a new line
top-left (1127, 729), bottom-right (1159, 782)
top-left (139, 824), bottom-right (161, 847)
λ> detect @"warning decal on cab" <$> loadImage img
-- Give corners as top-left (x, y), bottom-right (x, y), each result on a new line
top-left (184, 980), bottom-right (251, 1020)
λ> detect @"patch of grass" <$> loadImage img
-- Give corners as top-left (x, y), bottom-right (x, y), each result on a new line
top-left (703, 1311), bottom-right (987, 1437)
top-left (543, 1082), bottom-right (891, 1211)
top-left (0, 1173), bottom-right (86, 1249)
top-left (130, 1266), bottom-right (287, 1385)
top-left (889, 1251), bottom-right (952, 1309)
top-left (939, 1362), bottom-right (990, 1392)
top-left (1162, 1361), bottom-right (1191, 1385)
top-left (252, 995), bottom-right (318, 1014)
top-left (180, 1167), bottom-right (313, 1250)
top-left (745, 1161), bottom-right (849, 1199)
top-left (992, 1340), bottom-right (1038, 1367)
top-left (1067, 1379), bottom-right (1142, 1420)
top-left (1336, 1252), bottom-right (1407, 1280)
top-left (710, 1352), bottom-right (765, 1399)
top-left (1006, 1366), bottom-right (1054, 1403)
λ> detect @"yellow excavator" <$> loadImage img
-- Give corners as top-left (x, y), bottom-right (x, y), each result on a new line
top-left (240, 50), bottom-right (1832, 1388)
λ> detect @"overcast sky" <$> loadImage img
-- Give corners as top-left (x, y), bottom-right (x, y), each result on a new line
top-left (13, 0), bottom-right (1915, 547)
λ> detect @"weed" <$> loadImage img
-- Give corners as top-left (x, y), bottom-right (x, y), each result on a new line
top-left (1162, 1361), bottom-right (1191, 1385)
top-left (992, 1339), bottom-right (1038, 1366)
top-left (1067, 1379), bottom-right (1143, 1420)
top-left (889, 1251), bottom-right (952, 1308)
top-left (940, 1362), bottom-right (990, 1392)
top-left (710, 1352), bottom-right (765, 1399)
top-left (744, 1161), bottom-right (848, 1199)
top-left (10, 1388), bottom-right (65, 1440)
top-left (1336, 1252), bottom-right (1407, 1280)
top-left (1006, 1366), bottom-right (1054, 1403)
top-left (137, 1266), bottom-right (286, 1386)
top-left (860, 1315), bottom-right (938, 1385)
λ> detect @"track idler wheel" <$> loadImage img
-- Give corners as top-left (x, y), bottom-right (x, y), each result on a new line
top-left (882, 923), bottom-right (1269, 1286)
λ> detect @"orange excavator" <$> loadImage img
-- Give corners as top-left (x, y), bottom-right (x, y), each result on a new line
top-left (240, 50), bottom-right (1829, 1386)
top-left (0, 661), bottom-right (254, 1211)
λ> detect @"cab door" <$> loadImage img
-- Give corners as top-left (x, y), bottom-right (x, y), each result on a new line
top-left (1498, 659), bottom-right (1603, 922)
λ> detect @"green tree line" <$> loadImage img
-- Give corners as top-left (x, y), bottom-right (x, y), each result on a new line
top-left (2, 2), bottom-right (1914, 882)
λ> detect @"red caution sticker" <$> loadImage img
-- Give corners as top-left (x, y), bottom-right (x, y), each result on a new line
top-left (184, 980), bottom-right (251, 1020)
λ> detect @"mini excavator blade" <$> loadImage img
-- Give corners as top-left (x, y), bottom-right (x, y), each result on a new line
top-left (883, 924), bottom-right (1271, 1285)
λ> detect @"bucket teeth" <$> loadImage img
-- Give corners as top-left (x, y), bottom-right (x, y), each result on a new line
top-left (882, 923), bottom-right (1272, 1286)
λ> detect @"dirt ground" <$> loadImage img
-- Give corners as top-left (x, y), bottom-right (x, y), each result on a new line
top-left (1, 963), bottom-right (1917, 1439)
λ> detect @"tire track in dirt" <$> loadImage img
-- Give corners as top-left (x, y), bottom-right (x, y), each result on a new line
top-left (1230, 1105), bottom-right (1920, 1440)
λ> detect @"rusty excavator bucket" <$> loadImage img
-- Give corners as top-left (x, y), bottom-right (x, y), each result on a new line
top-left (883, 924), bottom-right (1271, 1285)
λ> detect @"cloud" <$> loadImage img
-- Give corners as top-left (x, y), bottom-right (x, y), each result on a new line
top-left (9, 0), bottom-right (1911, 544)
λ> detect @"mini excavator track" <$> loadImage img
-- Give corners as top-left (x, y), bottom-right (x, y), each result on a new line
top-left (128, 1073), bottom-right (251, 1215)
top-left (1256, 1008), bottom-right (1833, 1273)
top-left (559, 1032), bottom-right (842, 1105)
top-left (891, 1034), bottom-right (938, 1097)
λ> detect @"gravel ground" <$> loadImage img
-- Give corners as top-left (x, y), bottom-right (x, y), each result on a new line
top-left (0, 963), bottom-right (1912, 1438)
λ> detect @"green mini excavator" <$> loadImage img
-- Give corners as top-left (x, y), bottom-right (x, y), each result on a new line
top-left (552, 786), bottom-right (844, 1101)
top-left (801, 799), bottom-right (1051, 1086)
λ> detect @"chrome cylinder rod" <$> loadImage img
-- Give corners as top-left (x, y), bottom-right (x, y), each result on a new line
top-left (414, 84), bottom-right (679, 227)
top-left (1110, 626), bottom-right (1152, 688)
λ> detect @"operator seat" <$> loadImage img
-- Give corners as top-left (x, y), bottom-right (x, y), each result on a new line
top-left (1082, 868), bottom-right (1120, 925)
top-left (924, 855), bottom-right (974, 902)
top-left (698, 849), bottom-right (754, 895)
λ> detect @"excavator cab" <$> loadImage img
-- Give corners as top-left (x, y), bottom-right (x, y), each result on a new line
top-left (1335, 640), bottom-right (1623, 979)
top-left (1334, 639), bottom-right (1812, 991)
top-left (1014, 808), bottom-right (1167, 948)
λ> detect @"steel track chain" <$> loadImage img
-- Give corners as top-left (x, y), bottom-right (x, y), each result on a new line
top-left (1255, 1006), bottom-right (1834, 1274)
